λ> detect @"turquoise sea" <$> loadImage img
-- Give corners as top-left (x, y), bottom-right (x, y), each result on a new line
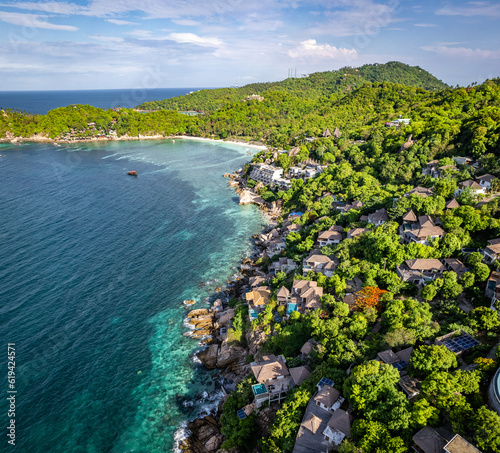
top-left (0, 139), bottom-right (265, 452)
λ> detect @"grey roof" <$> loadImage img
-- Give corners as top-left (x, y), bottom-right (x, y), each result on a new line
top-left (412, 426), bottom-right (447, 453)
top-left (325, 409), bottom-right (352, 438)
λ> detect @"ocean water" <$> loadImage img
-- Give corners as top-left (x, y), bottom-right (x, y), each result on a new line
top-left (0, 88), bottom-right (207, 115)
top-left (0, 139), bottom-right (265, 452)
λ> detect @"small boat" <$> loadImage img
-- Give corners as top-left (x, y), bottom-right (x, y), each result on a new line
top-left (127, 171), bottom-right (138, 176)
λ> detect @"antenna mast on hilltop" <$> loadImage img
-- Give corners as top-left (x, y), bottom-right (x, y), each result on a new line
top-left (288, 68), bottom-right (298, 78)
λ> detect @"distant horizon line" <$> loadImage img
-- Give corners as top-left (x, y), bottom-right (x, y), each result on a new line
top-left (0, 87), bottom-right (219, 93)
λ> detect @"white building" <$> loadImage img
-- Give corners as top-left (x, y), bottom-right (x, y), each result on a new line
top-left (249, 164), bottom-right (283, 186)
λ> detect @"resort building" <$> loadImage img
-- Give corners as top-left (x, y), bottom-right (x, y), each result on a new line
top-left (277, 286), bottom-right (290, 305)
top-left (396, 259), bottom-right (446, 285)
top-left (265, 238), bottom-right (286, 257)
top-left (443, 258), bottom-right (468, 277)
top-left (322, 410), bottom-right (353, 449)
top-left (300, 339), bottom-right (318, 359)
top-left (249, 164), bottom-right (283, 186)
top-left (314, 384), bottom-right (345, 413)
top-left (422, 160), bottom-right (439, 178)
top-left (477, 174), bottom-right (496, 190)
top-left (403, 226), bottom-right (445, 245)
top-left (245, 287), bottom-right (271, 321)
top-left (486, 271), bottom-right (500, 309)
top-left (317, 226), bottom-right (343, 247)
top-left (289, 365), bottom-right (311, 386)
top-left (290, 280), bottom-right (323, 312)
top-left (367, 208), bottom-right (388, 226)
top-left (405, 186), bottom-right (434, 198)
top-left (412, 427), bottom-right (481, 453)
top-left (455, 180), bottom-right (486, 196)
top-left (250, 355), bottom-right (293, 407)
top-left (269, 257), bottom-right (297, 275)
top-left (347, 228), bottom-right (371, 239)
top-left (482, 238), bottom-right (500, 264)
top-left (303, 250), bottom-right (338, 277)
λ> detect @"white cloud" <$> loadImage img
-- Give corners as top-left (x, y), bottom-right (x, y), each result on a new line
top-left (0, 10), bottom-right (77, 30)
top-left (422, 45), bottom-right (500, 59)
top-left (90, 34), bottom-right (124, 43)
top-left (414, 23), bottom-right (436, 27)
top-left (171, 19), bottom-right (200, 26)
top-left (436, 1), bottom-right (500, 17)
top-left (288, 39), bottom-right (357, 60)
top-left (106, 19), bottom-right (138, 25)
top-left (166, 32), bottom-right (223, 48)
top-left (0, 1), bottom-right (88, 16)
top-left (126, 29), bottom-right (153, 38)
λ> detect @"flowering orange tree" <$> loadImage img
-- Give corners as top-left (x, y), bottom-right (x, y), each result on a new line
top-left (355, 286), bottom-right (387, 311)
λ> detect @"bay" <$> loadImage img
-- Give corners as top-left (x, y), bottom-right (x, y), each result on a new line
top-left (0, 139), bottom-right (265, 452)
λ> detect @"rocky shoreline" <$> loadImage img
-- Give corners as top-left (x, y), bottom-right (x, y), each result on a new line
top-left (178, 169), bottom-right (281, 453)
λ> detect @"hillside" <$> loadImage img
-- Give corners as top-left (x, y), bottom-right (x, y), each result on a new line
top-left (137, 61), bottom-right (448, 112)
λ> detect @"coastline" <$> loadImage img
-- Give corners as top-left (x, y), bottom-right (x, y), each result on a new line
top-left (0, 133), bottom-right (268, 150)
top-left (176, 163), bottom-right (279, 452)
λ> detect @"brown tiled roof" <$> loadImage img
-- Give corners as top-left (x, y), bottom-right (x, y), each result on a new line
top-left (486, 243), bottom-right (500, 255)
top-left (405, 259), bottom-right (446, 272)
top-left (446, 199), bottom-right (460, 209)
top-left (407, 186), bottom-right (434, 197)
top-left (328, 225), bottom-right (344, 232)
top-left (314, 384), bottom-right (340, 408)
top-left (277, 286), bottom-right (290, 298)
top-left (300, 339), bottom-right (317, 355)
top-left (403, 209), bottom-right (418, 222)
top-left (289, 365), bottom-right (312, 386)
top-left (418, 215), bottom-right (435, 228)
top-left (460, 179), bottom-right (482, 189)
top-left (444, 258), bottom-right (467, 273)
top-left (407, 226), bottom-right (445, 240)
top-left (333, 127), bottom-right (341, 138)
top-left (412, 426), bottom-right (447, 453)
top-left (251, 355), bottom-right (289, 382)
top-left (318, 230), bottom-right (342, 241)
top-left (245, 288), bottom-right (271, 306)
top-left (347, 228), bottom-right (371, 238)
top-left (249, 276), bottom-right (266, 287)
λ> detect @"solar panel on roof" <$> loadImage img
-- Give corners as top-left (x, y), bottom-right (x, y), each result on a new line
top-left (237, 410), bottom-right (247, 420)
top-left (392, 361), bottom-right (408, 371)
top-left (274, 313), bottom-right (282, 322)
top-left (444, 335), bottom-right (480, 353)
top-left (318, 377), bottom-right (334, 388)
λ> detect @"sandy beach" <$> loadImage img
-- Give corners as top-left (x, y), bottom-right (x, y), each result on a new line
top-left (170, 135), bottom-right (267, 150)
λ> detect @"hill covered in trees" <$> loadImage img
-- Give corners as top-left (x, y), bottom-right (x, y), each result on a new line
top-left (137, 61), bottom-right (448, 113)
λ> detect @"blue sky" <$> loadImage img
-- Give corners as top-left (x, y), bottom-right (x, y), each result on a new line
top-left (0, 0), bottom-right (499, 90)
